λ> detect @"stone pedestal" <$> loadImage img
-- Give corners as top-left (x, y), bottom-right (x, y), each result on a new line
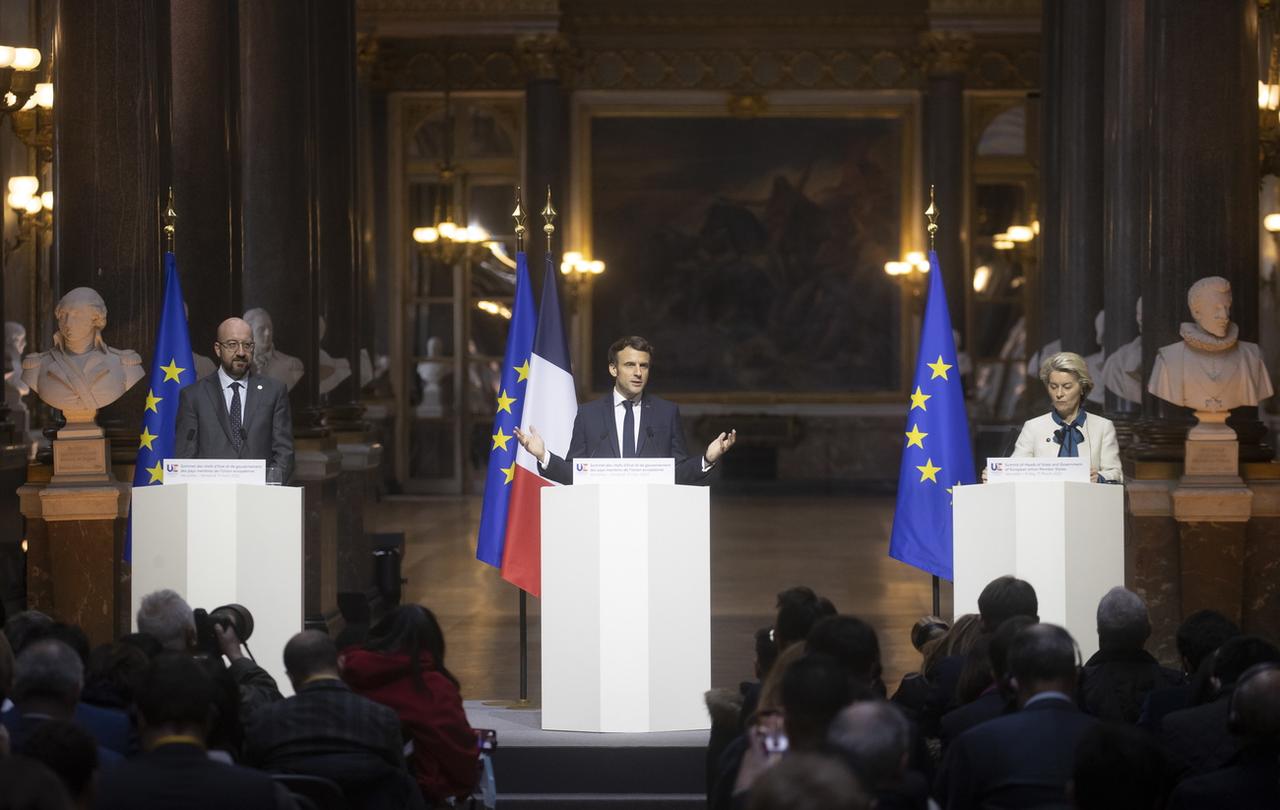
top-left (295, 434), bottom-right (340, 626)
top-left (1243, 471), bottom-right (1280, 637)
top-left (335, 432), bottom-right (382, 595)
top-left (18, 478), bottom-right (131, 646)
top-left (1125, 477), bottom-right (1181, 664)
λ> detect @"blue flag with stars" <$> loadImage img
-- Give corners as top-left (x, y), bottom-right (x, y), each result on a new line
top-left (888, 250), bottom-right (976, 582)
top-left (475, 250), bottom-right (536, 568)
top-left (127, 251), bottom-right (196, 560)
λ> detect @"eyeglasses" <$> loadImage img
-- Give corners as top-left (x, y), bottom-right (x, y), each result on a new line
top-left (218, 340), bottom-right (256, 352)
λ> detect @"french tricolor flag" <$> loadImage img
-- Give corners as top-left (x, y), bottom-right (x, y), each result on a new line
top-left (500, 253), bottom-right (577, 595)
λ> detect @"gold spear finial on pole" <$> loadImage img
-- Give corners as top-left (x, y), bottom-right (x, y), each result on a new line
top-left (512, 186), bottom-right (526, 252)
top-left (163, 187), bottom-right (177, 253)
top-left (541, 186), bottom-right (557, 254)
top-left (925, 184), bottom-right (938, 251)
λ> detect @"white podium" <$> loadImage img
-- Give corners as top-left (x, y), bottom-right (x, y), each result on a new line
top-left (131, 484), bottom-right (304, 694)
top-left (953, 482), bottom-right (1124, 660)
top-left (541, 483), bottom-right (710, 732)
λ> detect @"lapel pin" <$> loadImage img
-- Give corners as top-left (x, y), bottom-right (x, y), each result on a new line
top-left (257, 384), bottom-right (263, 390)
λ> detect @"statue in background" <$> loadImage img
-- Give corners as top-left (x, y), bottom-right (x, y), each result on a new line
top-left (21, 287), bottom-right (144, 422)
top-left (1100, 298), bottom-right (1143, 405)
top-left (243, 307), bottom-right (304, 391)
top-left (317, 316), bottom-right (352, 396)
top-left (1084, 310), bottom-right (1105, 405)
top-left (5, 322), bottom-right (30, 435)
top-left (1149, 276), bottom-right (1273, 418)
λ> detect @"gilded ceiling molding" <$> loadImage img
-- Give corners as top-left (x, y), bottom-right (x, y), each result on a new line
top-left (367, 39), bottom-right (1037, 92)
top-left (358, 0), bottom-right (559, 14)
top-left (920, 31), bottom-right (975, 77)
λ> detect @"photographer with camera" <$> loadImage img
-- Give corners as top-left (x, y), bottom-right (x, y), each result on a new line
top-left (135, 589), bottom-right (282, 756)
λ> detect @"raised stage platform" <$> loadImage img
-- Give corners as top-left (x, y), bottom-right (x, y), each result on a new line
top-left (470, 702), bottom-right (708, 809)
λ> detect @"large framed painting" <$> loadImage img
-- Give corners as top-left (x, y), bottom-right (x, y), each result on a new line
top-left (572, 92), bottom-right (919, 400)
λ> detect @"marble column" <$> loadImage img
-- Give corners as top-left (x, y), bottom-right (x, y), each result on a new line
top-left (1125, 479), bottom-right (1181, 664)
top-left (170, 0), bottom-right (241, 348)
top-left (239, 0), bottom-right (338, 624)
top-left (53, 0), bottom-right (169, 460)
top-left (921, 32), bottom-right (970, 337)
top-left (1035, 0), bottom-right (1064, 354)
top-left (1054, 0), bottom-right (1106, 356)
top-left (1243, 474), bottom-right (1280, 636)
top-left (1101, 0), bottom-right (1146, 422)
top-left (1139, 0), bottom-right (1261, 455)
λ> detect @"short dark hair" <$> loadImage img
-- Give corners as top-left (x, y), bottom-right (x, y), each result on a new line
top-left (977, 576), bottom-right (1038, 631)
top-left (18, 622), bottom-right (89, 667)
top-left (136, 653), bottom-right (215, 728)
top-left (805, 616), bottom-right (881, 686)
top-left (3, 609), bottom-right (53, 655)
top-left (775, 586), bottom-right (836, 650)
top-left (989, 615), bottom-right (1038, 682)
top-left (1212, 635), bottom-right (1280, 687)
top-left (22, 720), bottom-right (99, 799)
top-left (607, 335), bottom-right (653, 366)
top-left (284, 630), bottom-right (339, 680)
top-left (1008, 624), bottom-right (1077, 687)
top-left (1176, 609), bottom-right (1239, 672)
top-left (781, 654), bottom-right (855, 750)
top-left (1072, 723), bottom-right (1171, 810)
top-left (12, 640), bottom-right (83, 705)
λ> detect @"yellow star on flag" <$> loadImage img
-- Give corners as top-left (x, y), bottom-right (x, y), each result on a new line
top-left (496, 389), bottom-right (517, 414)
top-left (916, 458), bottom-right (941, 483)
top-left (492, 428), bottom-right (513, 451)
top-left (927, 355), bottom-right (953, 381)
top-left (144, 389), bottom-right (163, 413)
top-left (909, 386), bottom-right (931, 411)
top-left (139, 427), bottom-right (158, 451)
top-left (904, 424), bottom-right (927, 449)
top-left (501, 462), bottom-right (516, 484)
top-left (514, 359), bottom-right (530, 382)
top-left (159, 358), bottom-right (186, 383)
top-left (146, 461), bottom-right (164, 484)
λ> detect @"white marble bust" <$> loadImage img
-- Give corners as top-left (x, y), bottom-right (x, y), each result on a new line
top-left (21, 287), bottom-right (145, 420)
top-left (1148, 277), bottom-right (1273, 412)
top-left (1084, 310), bottom-right (1106, 405)
top-left (1101, 298), bottom-right (1144, 404)
top-left (316, 316), bottom-right (351, 396)
top-left (5, 321), bottom-right (28, 402)
top-left (243, 307), bottom-right (304, 391)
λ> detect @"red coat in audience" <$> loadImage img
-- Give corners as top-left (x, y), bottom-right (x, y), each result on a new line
top-left (341, 647), bottom-right (478, 803)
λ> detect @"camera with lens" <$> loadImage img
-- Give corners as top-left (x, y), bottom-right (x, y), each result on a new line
top-left (193, 603), bottom-right (255, 659)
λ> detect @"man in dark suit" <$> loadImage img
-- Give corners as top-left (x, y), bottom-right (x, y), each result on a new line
top-left (1167, 663), bottom-right (1280, 809)
top-left (515, 335), bottom-right (735, 485)
top-left (935, 623), bottom-right (1097, 809)
top-left (94, 653), bottom-right (298, 810)
top-left (1162, 635), bottom-right (1280, 779)
top-left (175, 316), bottom-right (294, 482)
top-left (1077, 586), bottom-right (1183, 723)
top-left (243, 631), bottom-right (424, 810)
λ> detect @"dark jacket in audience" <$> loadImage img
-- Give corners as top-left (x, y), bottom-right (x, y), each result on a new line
top-left (1077, 647), bottom-right (1183, 724)
top-left (1138, 682), bottom-right (1195, 733)
top-left (93, 741), bottom-right (297, 810)
top-left (243, 677), bottom-right (423, 810)
top-left (3, 708), bottom-right (123, 768)
top-left (341, 648), bottom-right (477, 803)
top-left (935, 695), bottom-right (1097, 809)
top-left (1161, 694), bottom-right (1238, 777)
top-left (1166, 743), bottom-right (1280, 810)
top-left (938, 686), bottom-right (1011, 751)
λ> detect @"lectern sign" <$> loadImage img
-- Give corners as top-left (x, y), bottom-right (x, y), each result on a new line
top-left (162, 458), bottom-right (265, 485)
top-left (572, 458), bottom-right (675, 485)
top-left (986, 457), bottom-right (1090, 483)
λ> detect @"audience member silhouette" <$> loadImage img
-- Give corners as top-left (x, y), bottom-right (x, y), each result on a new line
top-left (1078, 587), bottom-right (1183, 723)
top-left (1070, 722), bottom-right (1172, 810)
top-left (1139, 608), bottom-right (1239, 733)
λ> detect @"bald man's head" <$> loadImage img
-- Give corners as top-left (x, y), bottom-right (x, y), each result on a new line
top-left (214, 318), bottom-right (254, 379)
top-left (1231, 665), bottom-right (1280, 742)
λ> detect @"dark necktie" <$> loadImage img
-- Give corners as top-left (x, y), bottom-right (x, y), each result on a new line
top-left (622, 400), bottom-right (636, 458)
top-left (229, 381), bottom-right (243, 453)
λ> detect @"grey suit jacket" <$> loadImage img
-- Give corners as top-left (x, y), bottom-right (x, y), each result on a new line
top-left (174, 372), bottom-right (295, 483)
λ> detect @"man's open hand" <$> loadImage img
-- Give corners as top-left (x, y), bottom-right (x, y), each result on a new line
top-left (705, 429), bottom-right (737, 465)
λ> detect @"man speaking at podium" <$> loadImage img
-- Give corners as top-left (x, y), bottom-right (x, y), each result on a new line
top-left (515, 335), bottom-right (736, 485)
top-left (174, 317), bottom-right (295, 482)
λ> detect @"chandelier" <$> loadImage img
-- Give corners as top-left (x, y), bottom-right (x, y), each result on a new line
top-left (0, 46), bottom-right (42, 114)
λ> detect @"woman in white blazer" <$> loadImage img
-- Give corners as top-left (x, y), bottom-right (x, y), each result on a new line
top-left (1012, 351), bottom-right (1123, 483)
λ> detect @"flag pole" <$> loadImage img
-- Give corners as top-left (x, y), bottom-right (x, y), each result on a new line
top-left (926, 185), bottom-right (942, 618)
top-left (512, 188), bottom-right (531, 705)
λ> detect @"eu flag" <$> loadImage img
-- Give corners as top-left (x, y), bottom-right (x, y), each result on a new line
top-left (888, 250), bottom-right (976, 581)
top-left (127, 251), bottom-right (196, 560)
top-left (476, 250), bottom-right (536, 567)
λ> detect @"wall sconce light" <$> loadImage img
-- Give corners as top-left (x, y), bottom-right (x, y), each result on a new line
top-left (413, 222), bottom-right (491, 264)
top-left (11, 81), bottom-right (51, 163)
top-left (1264, 212), bottom-right (1280, 233)
top-left (6, 175), bottom-right (52, 252)
top-left (0, 47), bottom-right (42, 114)
top-left (559, 251), bottom-right (606, 283)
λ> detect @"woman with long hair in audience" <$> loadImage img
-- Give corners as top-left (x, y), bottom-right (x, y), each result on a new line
top-left (341, 604), bottom-right (478, 806)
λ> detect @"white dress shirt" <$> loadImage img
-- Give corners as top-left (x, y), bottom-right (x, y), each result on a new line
top-left (217, 366), bottom-right (249, 424)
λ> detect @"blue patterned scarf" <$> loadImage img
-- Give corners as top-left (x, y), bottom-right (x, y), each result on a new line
top-left (1051, 409), bottom-right (1086, 458)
